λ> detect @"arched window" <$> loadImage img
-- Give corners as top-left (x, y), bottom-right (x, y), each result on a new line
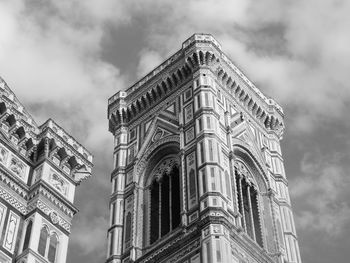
top-left (22, 220), bottom-right (32, 251)
top-left (148, 158), bottom-right (181, 245)
top-left (48, 234), bottom-right (58, 263)
top-left (235, 161), bottom-right (263, 247)
top-left (38, 227), bottom-right (49, 256)
top-left (37, 225), bottom-right (59, 262)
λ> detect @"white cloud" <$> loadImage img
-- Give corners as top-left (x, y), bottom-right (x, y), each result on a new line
top-left (137, 49), bottom-right (163, 78)
top-left (120, 0), bottom-right (350, 134)
top-left (0, 0), bottom-right (126, 150)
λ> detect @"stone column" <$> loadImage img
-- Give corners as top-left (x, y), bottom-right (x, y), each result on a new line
top-left (247, 184), bottom-right (256, 241)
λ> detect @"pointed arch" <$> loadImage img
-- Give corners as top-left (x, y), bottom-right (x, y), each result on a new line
top-left (184, 64), bottom-right (192, 76)
top-left (176, 68), bottom-right (183, 82)
top-left (205, 51), bottom-right (211, 65)
top-left (222, 72), bottom-right (228, 82)
top-left (0, 102), bottom-right (7, 115)
top-left (192, 52), bottom-right (199, 65)
top-left (5, 114), bottom-right (16, 127)
top-left (15, 126), bottom-right (25, 140)
top-left (48, 233), bottom-right (58, 263)
top-left (136, 99), bottom-right (142, 112)
top-left (166, 77), bottom-right (173, 90)
top-left (151, 88), bottom-right (157, 102)
top-left (227, 76), bottom-right (233, 87)
top-left (199, 50), bottom-right (204, 65)
top-left (154, 85), bottom-right (161, 98)
top-left (141, 95), bottom-right (147, 109)
top-left (235, 85), bottom-right (241, 96)
top-left (232, 143), bottom-right (269, 191)
top-left (187, 56), bottom-right (195, 69)
top-left (161, 81), bottom-right (168, 94)
top-left (171, 73), bottom-right (178, 87)
top-left (57, 148), bottom-right (68, 161)
top-left (38, 226), bottom-right (49, 256)
top-left (146, 92), bottom-right (152, 106)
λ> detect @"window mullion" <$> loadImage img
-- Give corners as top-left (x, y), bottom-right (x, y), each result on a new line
top-left (238, 176), bottom-right (246, 231)
top-left (148, 186), bottom-right (151, 245)
top-left (158, 181), bottom-right (162, 239)
top-left (247, 185), bottom-right (256, 241)
top-left (169, 173), bottom-right (172, 231)
top-left (45, 233), bottom-right (50, 258)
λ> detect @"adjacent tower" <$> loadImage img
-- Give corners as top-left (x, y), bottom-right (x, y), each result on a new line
top-left (0, 78), bottom-right (93, 263)
top-left (107, 34), bottom-right (301, 263)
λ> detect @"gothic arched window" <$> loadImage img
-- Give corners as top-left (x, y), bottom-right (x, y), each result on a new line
top-left (48, 234), bottom-right (58, 263)
top-left (235, 161), bottom-right (263, 247)
top-left (37, 225), bottom-right (59, 262)
top-left (38, 226), bottom-right (49, 256)
top-left (148, 158), bottom-right (181, 245)
top-left (22, 220), bottom-right (32, 251)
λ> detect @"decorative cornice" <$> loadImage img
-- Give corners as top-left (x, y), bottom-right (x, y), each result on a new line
top-left (108, 34), bottom-right (285, 137)
top-left (0, 166), bottom-right (28, 198)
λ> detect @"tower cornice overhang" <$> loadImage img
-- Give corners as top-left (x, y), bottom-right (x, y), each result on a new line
top-left (108, 33), bottom-right (285, 138)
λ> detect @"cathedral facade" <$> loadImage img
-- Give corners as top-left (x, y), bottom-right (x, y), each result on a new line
top-left (107, 34), bottom-right (301, 263)
top-left (0, 78), bottom-right (93, 263)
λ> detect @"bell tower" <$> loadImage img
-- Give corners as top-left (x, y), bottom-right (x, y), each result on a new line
top-left (107, 34), bottom-right (301, 263)
top-left (0, 78), bottom-right (93, 263)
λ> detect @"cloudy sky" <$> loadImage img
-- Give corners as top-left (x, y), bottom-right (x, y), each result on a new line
top-left (1, 0), bottom-right (350, 262)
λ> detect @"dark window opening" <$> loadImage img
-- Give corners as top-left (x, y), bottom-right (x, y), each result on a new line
top-left (150, 181), bottom-right (160, 244)
top-left (252, 189), bottom-right (263, 247)
top-left (243, 181), bottom-right (254, 239)
top-left (161, 174), bottom-right (170, 236)
top-left (149, 163), bottom-right (181, 245)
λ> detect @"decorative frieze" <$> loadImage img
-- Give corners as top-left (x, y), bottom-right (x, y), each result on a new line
top-left (49, 170), bottom-right (69, 197)
top-left (0, 187), bottom-right (26, 214)
top-left (33, 199), bottom-right (71, 232)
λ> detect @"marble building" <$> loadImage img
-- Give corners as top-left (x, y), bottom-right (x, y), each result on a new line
top-left (107, 34), bottom-right (301, 263)
top-left (0, 78), bottom-right (93, 263)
